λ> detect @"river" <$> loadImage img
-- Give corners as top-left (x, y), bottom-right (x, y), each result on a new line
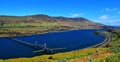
top-left (0, 29), bottom-right (105, 59)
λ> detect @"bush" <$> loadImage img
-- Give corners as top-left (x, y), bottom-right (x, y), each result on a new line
top-left (110, 46), bottom-right (120, 53)
top-left (48, 56), bottom-right (54, 59)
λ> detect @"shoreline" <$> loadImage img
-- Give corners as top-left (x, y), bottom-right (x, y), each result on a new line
top-left (92, 32), bottom-right (111, 47)
top-left (0, 29), bottom-right (74, 38)
top-left (0, 29), bottom-right (110, 60)
top-left (71, 31), bottom-right (111, 52)
top-left (0, 28), bottom-right (102, 38)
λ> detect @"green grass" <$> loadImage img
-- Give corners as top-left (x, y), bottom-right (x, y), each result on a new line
top-left (1, 24), bottom-right (120, 62)
top-left (0, 48), bottom-right (108, 62)
top-left (0, 22), bottom-right (74, 37)
top-left (92, 29), bottom-right (120, 62)
top-left (93, 53), bottom-right (120, 62)
top-left (1, 23), bottom-right (58, 28)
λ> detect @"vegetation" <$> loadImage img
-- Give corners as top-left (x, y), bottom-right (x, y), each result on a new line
top-left (0, 48), bottom-right (108, 62)
top-left (1, 28), bottom-right (120, 62)
top-left (0, 14), bottom-right (104, 37)
top-left (0, 15), bottom-right (120, 62)
top-left (0, 23), bottom-right (76, 37)
top-left (92, 29), bottom-right (120, 62)
top-left (93, 53), bottom-right (120, 62)
top-left (108, 29), bottom-right (120, 52)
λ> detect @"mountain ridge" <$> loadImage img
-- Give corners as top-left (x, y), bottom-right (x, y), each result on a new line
top-left (0, 14), bottom-right (105, 29)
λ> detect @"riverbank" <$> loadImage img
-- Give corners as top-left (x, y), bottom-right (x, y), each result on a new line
top-left (0, 48), bottom-right (108, 62)
top-left (64, 30), bottom-right (111, 53)
top-left (92, 31), bottom-right (111, 47)
top-left (0, 28), bottom-right (77, 37)
top-left (0, 30), bottom-right (109, 59)
top-left (0, 29), bottom-right (120, 62)
top-left (1, 29), bottom-right (116, 62)
top-left (0, 28), bottom-right (103, 38)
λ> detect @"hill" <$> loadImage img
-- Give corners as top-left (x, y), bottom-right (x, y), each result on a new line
top-left (0, 14), bottom-right (107, 37)
top-left (0, 14), bottom-right (104, 29)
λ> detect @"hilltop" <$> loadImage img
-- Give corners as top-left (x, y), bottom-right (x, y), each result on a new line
top-left (0, 14), bottom-right (104, 29)
top-left (0, 14), bottom-right (107, 37)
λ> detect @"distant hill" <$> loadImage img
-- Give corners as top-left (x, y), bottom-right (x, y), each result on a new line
top-left (0, 14), bottom-right (105, 29)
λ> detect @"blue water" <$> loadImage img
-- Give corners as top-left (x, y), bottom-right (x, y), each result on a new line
top-left (0, 29), bottom-right (105, 59)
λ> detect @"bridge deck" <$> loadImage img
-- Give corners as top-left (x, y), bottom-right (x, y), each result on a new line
top-left (9, 37), bottom-right (39, 48)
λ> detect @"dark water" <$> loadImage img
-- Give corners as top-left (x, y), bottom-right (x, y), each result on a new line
top-left (0, 29), bottom-right (105, 59)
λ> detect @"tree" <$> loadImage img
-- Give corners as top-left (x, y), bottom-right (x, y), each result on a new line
top-left (0, 20), bottom-right (4, 28)
top-left (110, 46), bottom-right (120, 53)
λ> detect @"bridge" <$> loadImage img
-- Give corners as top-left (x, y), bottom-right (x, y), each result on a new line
top-left (9, 37), bottom-right (42, 48)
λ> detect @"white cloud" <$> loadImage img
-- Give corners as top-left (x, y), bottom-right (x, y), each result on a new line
top-left (112, 8), bottom-right (117, 11)
top-left (99, 15), bottom-right (108, 19)
top-left (105, 8), bottom-right (110, 11)
top-left (71, 13), bottom-right (84, 17)
top-left (93, 14), bottom-right (120, 26)
top-left (118, 11), bottom-right (120, 14)
top-left (104, 8), bottom-right (117, 11)
top-left (71, 14), bottom-right (80, 17)
top-left (93, 19), bottom-right (120, 26)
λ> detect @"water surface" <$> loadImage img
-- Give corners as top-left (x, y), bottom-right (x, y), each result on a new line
top-left (0, 29), bottom-right (105, 59)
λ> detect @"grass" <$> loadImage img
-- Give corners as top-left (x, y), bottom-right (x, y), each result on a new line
top-left (91, 29), bottom-right (120, 62)
top-left (0, 23), bottom-right (120, 62)
top-left (2, 23), bottom-right (58, 28)
top-left (0, 22), bottom-right (75, 37)
top-left (93, 53), bottom-right (120, 62)
top-left (0, 48), bottom-right (108, 62)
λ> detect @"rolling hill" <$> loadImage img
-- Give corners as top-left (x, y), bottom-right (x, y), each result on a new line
top-left (0, 14), bottom-right (105, 29)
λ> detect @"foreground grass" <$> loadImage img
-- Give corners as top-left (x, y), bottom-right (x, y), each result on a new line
top-left (93, 53), bottom-right (120, 62)
top-left (0, 48), bottom-right (108, 62)
top-left (91, 29), bottom-right (120, 62)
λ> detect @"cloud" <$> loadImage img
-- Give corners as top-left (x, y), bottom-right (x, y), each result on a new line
top-left (71, 14), bottom-right (80, 17)
top-left (94, 14), bottom-right (120, 26)
top-left (103, 8), bottom-right (117, 11)
top-left (93, 19), bottom-right (120, 26)
top-left (99, 15), bottom-right (108, 19)
top-left (118, 11), bottom-right (120, 14)
top-left (71, 13), bottom-right (84, 17)
top-left (105, 8), bottom-right (110, 11)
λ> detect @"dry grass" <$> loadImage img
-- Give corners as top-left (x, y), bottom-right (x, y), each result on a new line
top-left (0, 48), bottom-right (108, 62)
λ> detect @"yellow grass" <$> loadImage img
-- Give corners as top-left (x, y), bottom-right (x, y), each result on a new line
top-left (0, 48), bottom-right (108, 62)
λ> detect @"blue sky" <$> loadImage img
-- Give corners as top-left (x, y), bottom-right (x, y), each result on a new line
top-left (0, 0), bottom-right (120, 26)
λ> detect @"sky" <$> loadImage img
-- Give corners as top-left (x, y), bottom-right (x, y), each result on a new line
top-left (0, 0), bottom-right (120, 26)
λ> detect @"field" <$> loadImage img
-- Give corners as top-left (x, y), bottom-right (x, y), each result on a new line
top-left (0, 22), bottom-right (77, 37)
top-left (0, 48), bottom-right (108, 62)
